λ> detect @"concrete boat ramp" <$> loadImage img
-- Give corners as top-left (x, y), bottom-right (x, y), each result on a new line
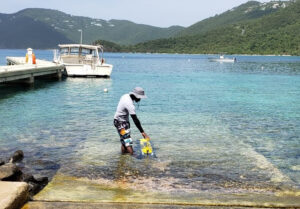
top-left (0, 57), bottom-right (64, 84)
top-left (22, 202), bottom-right (270, 209)
top-left (0, 181), bottom-right (268, 209)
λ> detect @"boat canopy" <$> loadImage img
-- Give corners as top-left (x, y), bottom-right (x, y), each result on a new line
top-left (58, 44), bottom-right (104, 57)
top-left (58, 44), bottom-right (103, 50)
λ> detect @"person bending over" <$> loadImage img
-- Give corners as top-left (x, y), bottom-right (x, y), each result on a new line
top-left (114, 87), bottom-right (150, 155)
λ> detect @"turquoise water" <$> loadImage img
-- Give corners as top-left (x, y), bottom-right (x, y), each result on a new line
top-left (0, 50), bottom-right (300, 204)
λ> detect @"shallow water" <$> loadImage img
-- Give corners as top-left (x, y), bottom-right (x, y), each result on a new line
top-left (0, 50), bottom-right (300, 206)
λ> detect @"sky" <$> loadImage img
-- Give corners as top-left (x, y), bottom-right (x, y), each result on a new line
top-left (1, 0), bottom-right (272, 27)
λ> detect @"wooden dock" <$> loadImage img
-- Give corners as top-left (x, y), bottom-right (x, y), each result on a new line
top-left (0, 57), bottom-right (65, 84)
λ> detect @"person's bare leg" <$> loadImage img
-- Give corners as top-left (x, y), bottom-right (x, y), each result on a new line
top-left (126, 146), bottom-right (134, 155)
top-left (121, 145), bottom-right (133, 155)
top-left (121, 144), bottom-right (126, 154)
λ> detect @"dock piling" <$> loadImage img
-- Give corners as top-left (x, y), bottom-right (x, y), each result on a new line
top-left (26, 75), bottom-right (34, 84)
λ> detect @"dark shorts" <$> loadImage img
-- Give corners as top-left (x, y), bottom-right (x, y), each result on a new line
top-left (114, 119), bottom-right (133, 147)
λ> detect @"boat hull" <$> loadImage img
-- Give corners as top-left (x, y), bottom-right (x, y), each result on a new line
top-left (64, 64), bottom-right (113, 77)
top-left (210, 58), bottom-right (236, 63)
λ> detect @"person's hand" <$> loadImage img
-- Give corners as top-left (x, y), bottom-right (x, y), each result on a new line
top-left (142, 132), bottom-right (150, 140)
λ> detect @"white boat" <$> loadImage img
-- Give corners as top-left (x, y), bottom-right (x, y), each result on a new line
top-left (54, 44), bottom-right (113, 77)
top-left (209, 55), bottom-right (237, 63)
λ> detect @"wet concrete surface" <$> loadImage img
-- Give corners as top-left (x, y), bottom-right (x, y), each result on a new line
top-left (23, 201), bottom-right (273, 209)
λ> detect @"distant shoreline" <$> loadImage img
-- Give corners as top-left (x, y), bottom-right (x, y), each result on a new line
top-left (0, 48), bottom-right (297, 57)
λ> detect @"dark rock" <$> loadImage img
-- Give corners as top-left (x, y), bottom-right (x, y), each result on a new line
top-left (34, 176), bottom-right (48, 185)
top-left (9, 150), bottom-right (24, 163)
top-left (22, 174), bottom-right (48, 184)
top-left (0, 163), bottom-right (22, 180)
top-left (27, 177), bottom-right (48, 196)
top-left (1, 151), bottom-right (49, 197)
top-left (21, 173), bottom-right (35, 183)
top-left (30, 176), bottom-right (48, 195)
top-left (20, 173), bottom-right (49, 196)
top-left (28, 182), bottom-right (41, 196)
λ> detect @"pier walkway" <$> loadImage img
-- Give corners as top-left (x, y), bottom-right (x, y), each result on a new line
top-left (0, 57), bottom-right (65, 84)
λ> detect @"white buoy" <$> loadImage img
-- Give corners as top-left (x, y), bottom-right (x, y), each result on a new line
top-left (103, 88), bottom-right (108, 93)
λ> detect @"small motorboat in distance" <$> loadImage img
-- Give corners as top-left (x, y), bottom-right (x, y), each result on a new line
top-left (209, 55), bottom-right (237, 63)
top-left (54, 44), bottom-right (113, 78)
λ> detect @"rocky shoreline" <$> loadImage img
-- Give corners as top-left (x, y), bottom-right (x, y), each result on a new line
top-left (0, 150), bottom-right (48, 198)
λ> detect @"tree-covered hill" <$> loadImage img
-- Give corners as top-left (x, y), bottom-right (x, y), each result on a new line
top-left (122, 0), bottom-right (300, 55)
top-left (0, 13), bottom-right (71, 49)
top-left (0, 8), bottom-right (184, 48)
top-left (1, 1), bottom-right (298, 54)
top-left (93, 40), bottom-right (123, 52)
top-left (177, 1), bottom-right (292, 37)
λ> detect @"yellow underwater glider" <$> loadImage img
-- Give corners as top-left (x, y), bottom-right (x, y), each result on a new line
top-left (139, 138), bottom-right (153, 156)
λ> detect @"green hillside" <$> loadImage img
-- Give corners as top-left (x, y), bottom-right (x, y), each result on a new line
top-left (15, 8), bottom-right (184, 45)
top-left (0, 13), bottom-right (71, 49)
top-left (0, 8), bottom-right (184, 48)
top-left (93, 40), bottom-right (123, 52)
top-left (1, 1), bottom-right (298, 53)
top-left (177, 1), bottom-right (292, 37)
top-left (123, 0), bottom-right (300, 55)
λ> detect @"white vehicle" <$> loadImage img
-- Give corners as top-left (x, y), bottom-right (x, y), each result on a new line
top-left (209, 55), bottom-right (237, 63)
top-left (54, 44), bottom-right (113, 77)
